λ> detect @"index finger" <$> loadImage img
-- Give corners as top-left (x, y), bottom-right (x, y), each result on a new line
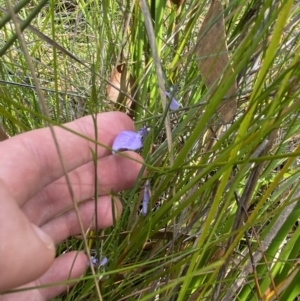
top-left (0, 112), bottom-right (135, 205)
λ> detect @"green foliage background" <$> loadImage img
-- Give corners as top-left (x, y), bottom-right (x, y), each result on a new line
top-left (1, 0), bottom-right (300, 300)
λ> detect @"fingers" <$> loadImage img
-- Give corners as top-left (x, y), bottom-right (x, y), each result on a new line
top-left (38, 252), bottom-right (88, 301)
top-left (2, 194), bottom-right (123, 297)
top-left (42, 195), bottom-right (122, 244)
top-left (0, 112), bottom-right (135, 206)
top-left (22, 151), bottom-right (144, 226)
top-left (0, 181), bottom-right (55, 293)
top-left (0, 252), bottom-right (88, 301)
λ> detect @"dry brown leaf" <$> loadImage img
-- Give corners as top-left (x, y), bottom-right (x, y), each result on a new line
top-left (196, 0), bottom-right (237, 124)
top-left (169, 0), bottom-right (186, 7)
top-left (0, 126), bottom-right (9, 141)
top-left (262, 266), bottom-right (299, 301)
top-left (106, 63), bottom-right (133, 112)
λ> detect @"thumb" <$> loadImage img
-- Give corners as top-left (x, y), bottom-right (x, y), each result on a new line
top-left (0, 182), bottom-right (55, 293)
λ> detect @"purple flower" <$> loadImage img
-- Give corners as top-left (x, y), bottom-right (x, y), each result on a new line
top-left (88, 256), bottom-right (108, 268)
top-left (166, 91), bottom-right (180, 110)
top-left (112, 127), bottom-right (148, 154)
top-left (100, 256), bottom-right (108, 266)
top-left (137, 127), bottom-right (148, 137)
top-left (141, 180), bottom-right (150, 216)
top-left (89, 256), bottom-right (99, 267)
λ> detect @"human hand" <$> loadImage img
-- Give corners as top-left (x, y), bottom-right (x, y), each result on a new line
top-left (0, 112), bottom-right (143, 300)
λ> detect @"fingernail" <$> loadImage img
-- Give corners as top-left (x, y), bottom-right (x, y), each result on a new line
top-left (32, 223), bottom-right (55, 250)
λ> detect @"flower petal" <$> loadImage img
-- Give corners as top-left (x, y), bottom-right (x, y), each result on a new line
top-left (166, 91), bottom-right (181, 110)
top-left (137, 126), bottom-right (149, 137)
top-left (112, 131), bottom-right (143, 154)
top-left (100, 256), bottom-right (108, 266)
top-left (141, 180), bottom-right (150, 216)
top-left (170, 98), bottom-right (181, 110)
top-left (88, 256), bottom-right (108, 268)
top-left (89, 256), bottom-right (98, 267)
